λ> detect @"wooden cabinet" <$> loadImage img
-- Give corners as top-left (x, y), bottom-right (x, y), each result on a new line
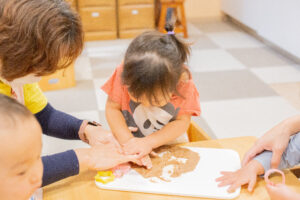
top-left (118, 0), bottom-right (155, 39)
top-left (77, 0), bottom-right (117, 41)
top-left (78, 0), bottom-right (115, 7)
top-left (118, 0), bottom-right (154, 5)
top-left (76, 0), bottom-right (155, 40)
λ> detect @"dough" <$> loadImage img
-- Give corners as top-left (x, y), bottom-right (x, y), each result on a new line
top-left (132, 145), bottom-right (200, 182)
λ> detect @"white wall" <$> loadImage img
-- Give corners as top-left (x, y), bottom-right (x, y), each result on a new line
top-left (221, 0), bottom-right (300, 59)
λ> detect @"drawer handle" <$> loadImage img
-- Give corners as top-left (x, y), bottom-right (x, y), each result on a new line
top-left (91, 12), bottom-right (100, 18)
top-left (131, 9), bottom-right (139, 15)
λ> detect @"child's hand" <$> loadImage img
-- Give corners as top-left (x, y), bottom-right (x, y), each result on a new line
top-left (140, 155), bottom-right (152, 169)
top-left (266, 183), bottom-right (300, 200)
top-left (216, 160), bottom-right (264, 193)
top-left (123, 137), bottom-right (153, 157)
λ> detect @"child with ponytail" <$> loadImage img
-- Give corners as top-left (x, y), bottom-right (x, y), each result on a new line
top-left (101, 24), bottom-right (201, 167)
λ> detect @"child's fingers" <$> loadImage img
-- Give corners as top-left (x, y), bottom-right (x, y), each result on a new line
top-left (121, 155), bottom-right (140, 164)
top-left (128, 126), bottom-right (138, 132)
top-left (150, 151), bottom-right (158, 157)
top-left (216, 175), bottom-right (230, 182)
top-left (220, 171), bottom-right (233, 176)
top-left (228, 182), bottom-right (241, 193)
top-left (247, 176), bottom-right (257, 192)
top-left (217, 179), bottom-right (234, 187)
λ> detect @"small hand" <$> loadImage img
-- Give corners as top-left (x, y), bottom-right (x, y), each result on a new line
top-left (140, 155), bottom-right (152, 169)
top-left (123, 137), bottom-right (153, 158)
top-left (216, 160), bottom-right (264, 193)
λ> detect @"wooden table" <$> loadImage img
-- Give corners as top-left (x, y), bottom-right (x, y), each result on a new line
top-left (44, 137), bottom-right (300, 200)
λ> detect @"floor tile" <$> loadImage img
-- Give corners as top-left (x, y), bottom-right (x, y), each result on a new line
top-left (201, 96), bottom-right (299, 139)
top-left (90, 57), bottom-right (120, 79)
top-left (98, 110), bottom-right (110, 130)
top-left (74, 56), bottom-right (92, 81)
top-left (251, 65), bottom-right (300, 84)
top-left (67, 110), bottom-right (100, 122)
top-left (44, 80), bottom-right (97, 113)
top-left (190, 35), bottom-right (220, 51)
top-left (270, 82), bottom-right (300, 111)
top-left (42, 135), bottom-right (89, 156)
top-left (93, 78), bottom-right (109, 111)
top-left (188, 49), bottom-right (246, 72)
top-left (193, 70), bottom-right (277, 102)
top-left (207, 31), bottom-right (264, 49)
top-left (227, 47), bottom-right (294, 68)
top-left (190, 19), bottom-right (239, 33)
top-left (192, 116), bottom-right (217, 139)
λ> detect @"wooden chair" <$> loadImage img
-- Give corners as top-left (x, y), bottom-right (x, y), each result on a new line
top-left (187, 121), bottom-right (211, 142)
top-left (158, 0), bottom-right (188, 38)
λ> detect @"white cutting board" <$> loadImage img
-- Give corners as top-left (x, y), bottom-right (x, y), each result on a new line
top-left (95, 147), bottom-right (241, 199)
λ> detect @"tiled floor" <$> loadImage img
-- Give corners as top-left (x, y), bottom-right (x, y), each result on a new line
top-left (42, 19), bottom-right (300, 155)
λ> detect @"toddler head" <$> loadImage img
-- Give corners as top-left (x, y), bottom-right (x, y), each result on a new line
top-left (0, 0), bottom-right (83, 81)
top-left (0, 94), bottom-right (43, 200)
top-left (122, 24), bottom-right (190, 107)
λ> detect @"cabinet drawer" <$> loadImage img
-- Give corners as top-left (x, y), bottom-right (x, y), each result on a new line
top-left (119, 29), bottom-right (153, 39)
top-left (118, 0), bottom-right (154, 6)
top-left (78, 0), bottom-right (115, 7)
top-left (84, 31), bottom-right (117, 41)
top-left (119, 5), bottom-right (155, 30)
top-left (80, 7), bottom-right (116, 32)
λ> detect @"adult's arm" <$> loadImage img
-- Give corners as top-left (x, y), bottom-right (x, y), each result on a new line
top-left (35, 103), bottom-right (82, 139)
top-left (243, 115), bottom-right (300, 169)
top-left (42, 150), bottom-right (79, 186)
top-left (254, 132), bottom-right (300, 173)
top-left (41, 144), bottom-right (142, 187)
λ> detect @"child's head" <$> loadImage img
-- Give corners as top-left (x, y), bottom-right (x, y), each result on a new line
top-left (0, 94), bottom-right (43, 200)
top-left (122, 24), bottom-right (190, 107)
top-left (0, 0), bottom-right (83, 81)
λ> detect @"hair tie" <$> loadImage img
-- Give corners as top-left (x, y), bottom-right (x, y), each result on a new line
top-left (167, 31), bottom-right (175, 35)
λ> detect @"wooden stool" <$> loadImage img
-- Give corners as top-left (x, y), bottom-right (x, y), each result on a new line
top-left (158, 0), bottom-right (188, 38)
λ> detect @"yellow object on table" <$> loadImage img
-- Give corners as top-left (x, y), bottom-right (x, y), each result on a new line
top-left (43, 137), bottom-right (300, 200)
top-left (95, 171), bottom-right (115, 184)
top-left (38, 63), bottom-right (76, 92)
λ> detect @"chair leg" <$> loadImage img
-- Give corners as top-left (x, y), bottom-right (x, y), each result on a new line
top-left (158, 4), bottom-right (168, 33)
top-left (179, 3), bottom-right (188, 38)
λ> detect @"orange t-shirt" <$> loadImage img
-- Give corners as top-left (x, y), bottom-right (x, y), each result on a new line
top-left (101, 64), bottom-right (201, 138)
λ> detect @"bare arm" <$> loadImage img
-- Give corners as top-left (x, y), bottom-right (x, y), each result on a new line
top-left (105, 97), bottom-right (133, 144)
top-left (147, 114), bottom-right (191, 149)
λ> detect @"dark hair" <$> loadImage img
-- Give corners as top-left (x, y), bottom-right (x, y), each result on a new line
top-left (0, 94), bottom-right (34, 130)
top-left (0, 0), bottom-right (83, 81)
top-left (122, 24), bottom-right (190, 105)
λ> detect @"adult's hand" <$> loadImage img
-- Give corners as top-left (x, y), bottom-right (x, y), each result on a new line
top-left (75, 143), bottom-right (142, 172)
top-left (266, 183), bottom-right (300, 200)
top-left (242, 119), bottom-right (293, 169)
top-left (84, 125), bottom-right (121, 149)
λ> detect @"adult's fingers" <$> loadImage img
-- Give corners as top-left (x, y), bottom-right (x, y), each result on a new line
top-left (271, 148), bottom-right (284, 169)
top-left (242, 145), bottom-right (264, 167)
top-left (110, 136), bottom-right (124, 154)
